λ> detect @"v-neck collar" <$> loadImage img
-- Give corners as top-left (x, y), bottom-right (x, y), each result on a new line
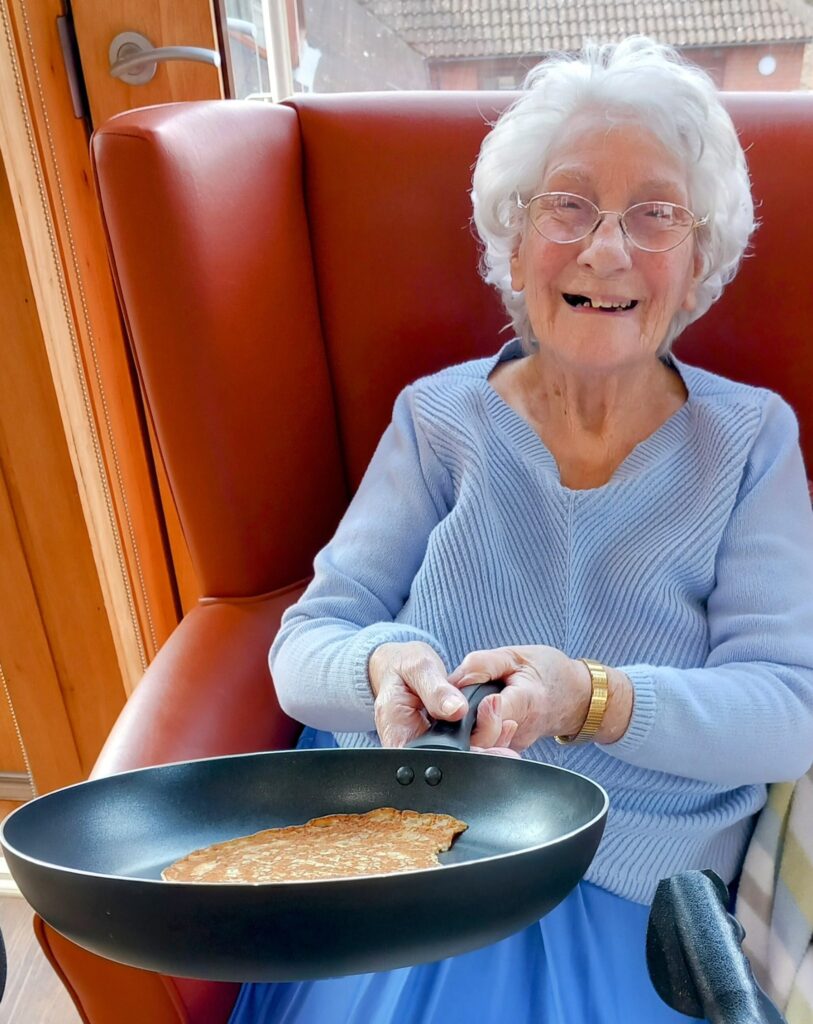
top-left (478, 339), bottom-right (694, 492)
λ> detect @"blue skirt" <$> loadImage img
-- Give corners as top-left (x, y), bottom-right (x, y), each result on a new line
top-left (228, 729), bottom-right (695, 1024)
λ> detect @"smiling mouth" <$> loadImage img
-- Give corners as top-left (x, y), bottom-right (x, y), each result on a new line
top-left (563, 293), bottom-right (638, 311)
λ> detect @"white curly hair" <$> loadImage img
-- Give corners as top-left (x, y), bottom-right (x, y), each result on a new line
top-left (471, 36), bottom-right (756, 354)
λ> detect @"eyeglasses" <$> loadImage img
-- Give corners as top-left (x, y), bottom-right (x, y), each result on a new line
top-left (517, 192), bottom-right (709, 253)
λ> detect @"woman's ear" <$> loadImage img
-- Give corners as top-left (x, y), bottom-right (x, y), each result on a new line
top-left (681, 247), bottom-right (704, 314)
top-left (510, 241), bottom-right (525, 292)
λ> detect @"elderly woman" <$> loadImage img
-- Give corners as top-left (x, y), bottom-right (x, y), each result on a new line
top-left (229, 36), bottom-right (813, 1024)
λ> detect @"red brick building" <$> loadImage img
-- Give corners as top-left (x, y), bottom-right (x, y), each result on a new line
top-left (319, 0), bottom-right (813, 91)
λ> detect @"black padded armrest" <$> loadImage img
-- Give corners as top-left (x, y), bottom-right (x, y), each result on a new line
top-left (647, 870), bottom-right (785, 1023)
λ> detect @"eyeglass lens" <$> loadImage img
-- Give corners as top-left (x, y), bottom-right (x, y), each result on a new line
top-left (529, 193), bottom-right (695, 251)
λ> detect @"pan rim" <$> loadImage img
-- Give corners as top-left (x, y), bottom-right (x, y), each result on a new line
top-left (0, 750), bottom-right (610, 889)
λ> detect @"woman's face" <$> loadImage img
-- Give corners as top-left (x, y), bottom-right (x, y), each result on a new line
top-left (510, 118), bottom-right (702, 373)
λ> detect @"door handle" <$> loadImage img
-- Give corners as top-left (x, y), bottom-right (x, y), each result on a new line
top-left (109, 31), bottom-right (221, 85)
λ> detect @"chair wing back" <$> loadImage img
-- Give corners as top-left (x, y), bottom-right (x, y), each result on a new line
top-left (91, 101), bottom-right (348, 599)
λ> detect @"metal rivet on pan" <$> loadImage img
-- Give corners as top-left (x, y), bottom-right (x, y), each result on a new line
top-left (396, 766), bottom-right (415, 785)
top-left (424, 766), bottom-right (442, 786)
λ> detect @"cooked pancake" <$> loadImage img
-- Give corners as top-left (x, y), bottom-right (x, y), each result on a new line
top-left (162, 807), bottom-right (468, 883)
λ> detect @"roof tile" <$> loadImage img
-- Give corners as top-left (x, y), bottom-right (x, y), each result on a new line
top-left (357, 0), bottom-right (813, 57)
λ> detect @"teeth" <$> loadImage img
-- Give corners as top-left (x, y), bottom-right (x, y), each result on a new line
top-left (562, 293), bottom-right (637, 310)
top-left (590, 298), bottom-right (634, 310)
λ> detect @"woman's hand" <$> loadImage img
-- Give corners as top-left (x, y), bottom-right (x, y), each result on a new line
top-left (368, 641), bottom-right (520, 752)
top-left (448, 646), bottom-right (633, 750)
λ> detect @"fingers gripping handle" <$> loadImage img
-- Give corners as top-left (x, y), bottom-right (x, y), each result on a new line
top-left (406, 683), bottom-right (503, 752)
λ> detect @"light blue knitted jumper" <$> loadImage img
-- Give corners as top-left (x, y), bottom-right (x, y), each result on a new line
top-left (270, 339), bottom-right (813, 904)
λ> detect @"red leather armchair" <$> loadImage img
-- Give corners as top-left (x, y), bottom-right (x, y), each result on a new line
top-left (35, 92), bottom-right (813, 1024)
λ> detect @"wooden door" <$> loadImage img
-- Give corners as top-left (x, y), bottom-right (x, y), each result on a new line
top-left (0, 0), bottom-right (232, 792)
top-left (70, 1), bottom-right (224, 126)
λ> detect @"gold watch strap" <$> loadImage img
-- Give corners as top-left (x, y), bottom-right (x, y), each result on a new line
top-left (554, 658), bottom-right (609, 745)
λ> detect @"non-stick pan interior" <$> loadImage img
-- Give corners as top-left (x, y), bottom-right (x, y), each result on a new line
top-left (3, 748), bottom-right (607, 880)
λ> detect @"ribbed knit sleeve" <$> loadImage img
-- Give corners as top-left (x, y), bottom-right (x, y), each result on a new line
top-left (603, 393), bottom-right (813, 785)
top-left (270, 386), bottom-right (452, 732)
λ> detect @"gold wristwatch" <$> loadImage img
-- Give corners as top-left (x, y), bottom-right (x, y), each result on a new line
top-left (554, 658), bottom-right (609, 745)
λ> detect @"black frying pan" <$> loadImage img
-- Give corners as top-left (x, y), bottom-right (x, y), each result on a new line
top-left (1, 685), bottom-right (608, 982)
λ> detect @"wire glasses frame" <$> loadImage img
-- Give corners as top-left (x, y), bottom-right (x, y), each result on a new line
top-left (517, 192), bottom-right (709, 253)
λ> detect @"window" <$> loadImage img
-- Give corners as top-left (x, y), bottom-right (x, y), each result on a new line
top-left (224, 0), bottom-right (813, 99)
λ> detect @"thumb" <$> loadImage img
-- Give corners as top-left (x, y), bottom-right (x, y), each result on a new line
top-left (402, 658), bottom-right (469, 723)
top-left (374, 677), bottom-right (429, 749)
top-left (469, 693), bottom-right (504, 749)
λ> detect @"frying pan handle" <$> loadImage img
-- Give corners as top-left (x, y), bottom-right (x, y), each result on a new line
top-left (406, 683), bottom-right (503, 752)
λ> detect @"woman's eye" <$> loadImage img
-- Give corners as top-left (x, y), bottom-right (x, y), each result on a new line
top-left (556, 198), bottom-right (587, 213)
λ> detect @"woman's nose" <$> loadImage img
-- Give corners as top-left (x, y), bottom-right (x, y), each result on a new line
top-left (576, 214), bottom-right (633, 274)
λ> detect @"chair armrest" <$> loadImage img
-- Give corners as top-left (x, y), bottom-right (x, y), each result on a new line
top-left (92, 584), bottom-right (305, 778)
top-left (647, 871), bottom-right (786, 1023)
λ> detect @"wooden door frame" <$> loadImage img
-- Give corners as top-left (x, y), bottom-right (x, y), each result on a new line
top-left (0, 0), bottom-right (190, 787)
